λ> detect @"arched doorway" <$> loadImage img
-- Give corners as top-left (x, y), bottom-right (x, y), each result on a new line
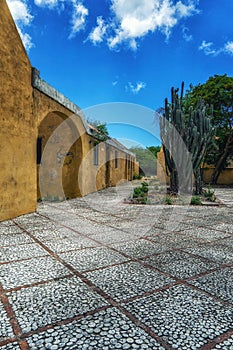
top-left (37, 111), bottom-right (83, 201)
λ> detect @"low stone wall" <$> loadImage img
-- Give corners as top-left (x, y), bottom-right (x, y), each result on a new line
top-left (157, 149), bottom-right (233, 185)
top-left (202, 166), bottom-right (233, 185)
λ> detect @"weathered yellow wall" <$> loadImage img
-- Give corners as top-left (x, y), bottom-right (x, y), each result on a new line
top-left (157, 149), bottom-right (169, 185)
top-left (79, 141), bottom-right (137, 195)
top-left (0, 1), bottom-right (36, 221)
top-left (0, 0), bottom-right (138, 221)
top-left (134, 161), bottom-right (140, 177)
top-left (96, 143), bottom-right (108, 191)
top-left (202, 166), bottom-right (233, 185)
top-left (37, 111), bottom-right (84, 200)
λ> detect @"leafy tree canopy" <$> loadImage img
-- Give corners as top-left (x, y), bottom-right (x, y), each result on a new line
top-left (185, 74), bottom-right (233, 130)
top-left (184, 75), bottom-right (233, 183)
top-left (147, 146), bottom-right (161, 158)
top-left (87, 119), bottom-right (109, 141)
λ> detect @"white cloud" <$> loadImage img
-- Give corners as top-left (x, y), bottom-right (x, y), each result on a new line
top-left (199, 41), bottom-right (220, 56)
top-left (7, 0), bottom-right (34, 50)
top-left (126, 81), bottom-right (146, 94)
top-left (7, 0), bottom-right (33, 25)
top-left (34, 0), bottom-right (59, 7)
top-left (199, 39), bottom-right (233, 57)
top-left (89, 16), bottom-right (109, 45)
top-left (182, 26), bottom-right (193, 42)
top-left (224, 41), bottom-right (233, 55)
top-left (90, 0), bottom-right (199, 50)
top-left (34, 0), bottom-right (89, 39)
top-left (69, 1), bottom-right (89, 38)
top-left (17, 26), bottom-right (34, 50)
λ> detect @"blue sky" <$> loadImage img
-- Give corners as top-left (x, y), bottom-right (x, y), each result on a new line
top-left (7, 0), bottom-right (233, 147)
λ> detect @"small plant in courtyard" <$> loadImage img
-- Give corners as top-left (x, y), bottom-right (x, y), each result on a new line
top-left (133, 173), bottom-right (142, 180)
top-left (203, 185), bottom-right (216, 202)
top-left (141, 181), bottom-right (149, 193)
top-left (191, 195), bottom-right (201, 205)
top-left (164, 196), bottom-right (174, 205)
top-left (133, 187), bottom-right (145, 198)
top-left (131, 182), bottom-right (150, 204)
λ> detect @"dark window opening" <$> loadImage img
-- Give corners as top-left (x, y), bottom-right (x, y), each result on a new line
top-left (37, 137), bottom-right (42, 165)
top-left (127, 156), bottom-right (131, 169)
top-left (94, 143), bottom-right (99, 165)
top-left (115, 151), bottom-right (118, 168)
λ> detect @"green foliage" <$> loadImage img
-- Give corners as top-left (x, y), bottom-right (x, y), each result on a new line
top-left (132, 182), bottom-right (149, 204)
top-left (141, 181), bottom-right (149, 193)
top-left (146, 146), bottom-right (161, 158)
top-left (88, 119), bottom-right (109, 142)
top-left (203, 185), bottom-right (216, 202)
top-left (190, 196), bottom-right (201, 205)
top-left (164, 196), bottom-right (173, 205)
top-left (133, 187), bottom-right (145, 198)
top-left (184, 74), bottom-right (233, 183)
top-left (133, 173), bottom-right (142, 180)
top-left (96, 123), bottom-right (109, 136)
top-left (140, 197), bottom-right (149, 204)
top-left (129, 146), bottom-right (158, 176)
top-left (160, 83), bottom-right (215, 195)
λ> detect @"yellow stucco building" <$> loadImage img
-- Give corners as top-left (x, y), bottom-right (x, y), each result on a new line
top-left (0, 0), bottom-right (138, 222)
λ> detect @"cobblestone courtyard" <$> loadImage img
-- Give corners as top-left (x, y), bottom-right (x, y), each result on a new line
top-left (0, 186), bottom-right (232, 349)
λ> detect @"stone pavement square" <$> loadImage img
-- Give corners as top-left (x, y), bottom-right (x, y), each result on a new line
top-left (26, 308), bottom-right (165, 349)
top-left (184, 242), bottom-right (233, 264)
top-left (145, 231), bottom-right (207, 248)
top-left (0, 256), bottom-right (71, 290)
top-left (7, 276), bottom-right (108, 333)
top-left (189, 267), bottom-right (233, 303)
top-left (29, 226), bottom-right (75, 242)
top-left (59, 246), bottom-right (129, 272)
top-left (43, 236), bottom-right (99, 253)
top-left (85, 261), bottom-right (174, 301)
top-left (111, 238), bottom-right (168, 258)
top-left (0, 232), bottom-right (34, 246)
top-left (145, 250), bottom-right (219, 279)
top-left (123, 284), bottom-right (233, 349)
top-left (180, 227), bottom-right (231, 240)
top-left (0, 185), bottom-right (232, 349)
top-left (0, 243), bottom-right (47, 263)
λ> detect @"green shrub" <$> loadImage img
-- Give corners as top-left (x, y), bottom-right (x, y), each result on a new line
top-left (141, 181), bottom-right (149, 193)
top-left (140, 197), bottom-right (148, 204)
top-left (133, 187), bottom-right (145, 198)
top-left (191, 196), bottom-right (201, 205)
top-left (164, 196), bottom-right (173, 205)
top-left (203, 185), bottom-right (216, 202)
top-left (133, 173), bottom-right (142, 180)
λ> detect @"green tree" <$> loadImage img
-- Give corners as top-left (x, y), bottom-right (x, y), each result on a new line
top-left (87, 119), bottom-right (109, 142)
top-left (147, 146), bottom-right (161, 158)
top-left (184, 74), bottom-right (233, 184)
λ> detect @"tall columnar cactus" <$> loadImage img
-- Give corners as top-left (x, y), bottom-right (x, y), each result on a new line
top-left (160, 84), bottom-right (215, 195)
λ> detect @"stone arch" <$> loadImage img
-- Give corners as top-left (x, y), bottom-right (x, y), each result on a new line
top-left (37, 110), bottom-right (84, 201)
